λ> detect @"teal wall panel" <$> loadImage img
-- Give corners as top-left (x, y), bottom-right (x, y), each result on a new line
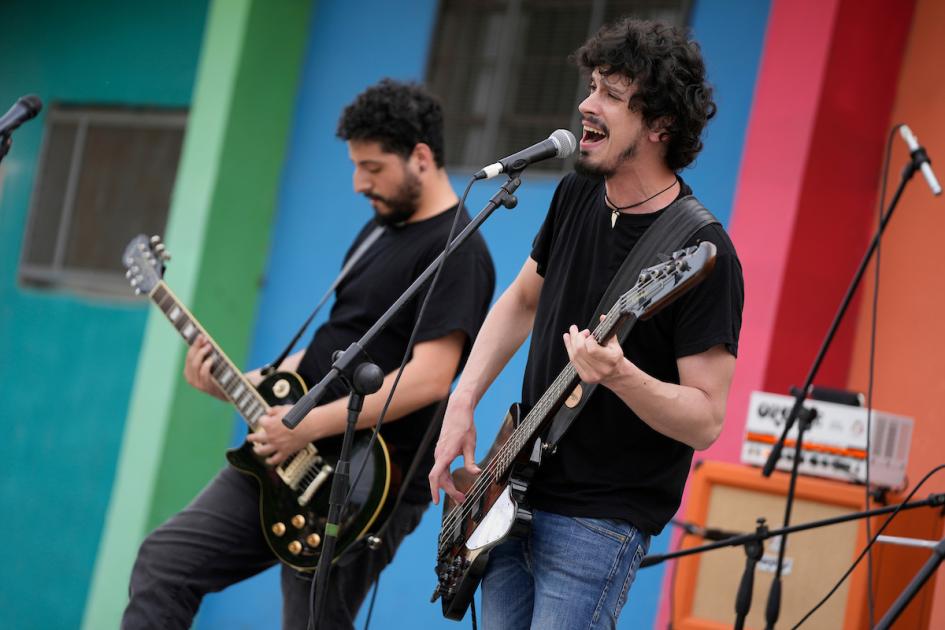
top-left (0, 2), bottom-right (208, 628)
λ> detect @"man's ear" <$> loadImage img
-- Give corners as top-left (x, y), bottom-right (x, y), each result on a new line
top-left (648, 117), bottom-right (673, 144)
top-left (411, 142), bottom-right (435, 173)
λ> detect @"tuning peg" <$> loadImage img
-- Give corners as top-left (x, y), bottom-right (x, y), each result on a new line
top-left (154, 242), bottom-right (171, 261)
top-left (656, 252), bottom-right (672, 263)
top-left (134, 288), bottom-right (143, 295)
top-left (129, 278), bottom-right (139, 287)
top-left (150, 235), bottom-right (163, 246)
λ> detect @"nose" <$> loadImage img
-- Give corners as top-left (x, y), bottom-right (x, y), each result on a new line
top-left (578, 92), bottom-right (597, 119)
top-left (353, 168), bottom-right (371, 195)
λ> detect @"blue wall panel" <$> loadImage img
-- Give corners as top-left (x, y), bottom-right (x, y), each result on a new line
top-left (0, 2), bottom-right (208, 628)
top-left (201, 0), bottom-right (771, 627)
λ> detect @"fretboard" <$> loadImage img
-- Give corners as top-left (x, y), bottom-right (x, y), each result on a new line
top-left (489, 302), bottom-right (635, 482)
top-left (149, 282), bottom-right (269, 430)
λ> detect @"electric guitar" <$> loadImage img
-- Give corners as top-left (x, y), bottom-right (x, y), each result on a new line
top-left (122, 234), bottom-right (392, 570)
top-left (431, 241), bottom-right (718, 619)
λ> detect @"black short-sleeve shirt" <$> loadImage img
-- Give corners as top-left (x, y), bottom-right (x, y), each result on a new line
top-left (296, 206), bottom-right (495, 504)
top-left (523, 173), bottom-right (743, 534)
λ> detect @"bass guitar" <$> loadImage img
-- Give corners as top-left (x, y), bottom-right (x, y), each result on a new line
top-left (122, 234), bottom-right (392, 570)
top-left (431, 241), bottom-right (717, 619)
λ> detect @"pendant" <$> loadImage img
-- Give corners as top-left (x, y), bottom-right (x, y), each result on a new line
top-left (611, 209), bottom-right (618, 228)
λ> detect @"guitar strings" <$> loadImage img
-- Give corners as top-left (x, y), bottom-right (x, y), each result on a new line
top-left (437, 266), bottom-right (682, 550)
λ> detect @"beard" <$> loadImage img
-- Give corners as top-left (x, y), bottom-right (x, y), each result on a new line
top-left (367, 170), bottom-right (422, 226)
top-left (574, 137), bottom-right (639, 178)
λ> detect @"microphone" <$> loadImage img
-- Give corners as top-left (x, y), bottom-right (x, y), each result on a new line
top-left (899, 124), bottom-right (942, 196)
top-left (0, 95), bottom-right (43, 136)
top-left (474, 129), bottom-right (576, 180)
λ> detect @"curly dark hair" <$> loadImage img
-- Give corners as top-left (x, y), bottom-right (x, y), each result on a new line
top-left (575, 18), bottom-right (716, 170)
top-left (336, 78), bottom-right (446, 167)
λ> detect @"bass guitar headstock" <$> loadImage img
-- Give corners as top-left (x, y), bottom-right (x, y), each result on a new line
top-left (619, 241), bottom-right (717, 320)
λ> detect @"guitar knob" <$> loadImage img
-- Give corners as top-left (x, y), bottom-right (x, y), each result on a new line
top-left (291, 514), bottom-right (306, 528)
top-left (306, 533), bottom-right (321, 547)
top-left (271, 522), bottom-right (286, 537)
top-left (288, 541), bottom-right (302, 555)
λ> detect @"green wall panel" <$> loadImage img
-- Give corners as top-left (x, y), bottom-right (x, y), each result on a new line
top-left (83, 1), bottom-right (313, 628)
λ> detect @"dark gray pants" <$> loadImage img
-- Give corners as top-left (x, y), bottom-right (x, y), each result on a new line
top-left (122, 464), bottom-right (426, 629)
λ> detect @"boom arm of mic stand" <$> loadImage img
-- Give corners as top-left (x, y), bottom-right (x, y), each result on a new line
top-left (640, 492), bottom-right (945, 569)
top-left (282, 173), bottom-right (524, 430)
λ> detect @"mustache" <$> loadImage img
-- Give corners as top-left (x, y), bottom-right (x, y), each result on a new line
top-left (582, 116), bottom-right (609, 135)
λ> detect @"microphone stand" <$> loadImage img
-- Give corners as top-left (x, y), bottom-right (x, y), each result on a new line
top-left (874, 536), bottom-right (945, 629)
top-left (286, 172), bottom-right (523, 628)
top-left (639, 493), bottom-right (945, 628)
top-left (758, 143), bottom-right (935, 630)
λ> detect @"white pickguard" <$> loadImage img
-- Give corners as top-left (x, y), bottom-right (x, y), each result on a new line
top-left (465, 486), bottom-right (516, 551)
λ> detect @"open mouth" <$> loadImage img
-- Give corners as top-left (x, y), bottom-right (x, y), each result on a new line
top-left (581, 123), bottom-right (608, 148)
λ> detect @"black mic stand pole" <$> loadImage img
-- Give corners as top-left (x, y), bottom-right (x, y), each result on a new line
top-left (286, 173), bottom-right (523, 628)
top-left (759, 147), bottom-right (930, 630)
top-left (638, 493), bottom-right (945, 628)
top-left (873, 536), bottom-right (945, 629)
top-left (310, 361), bottom-right (384, 628)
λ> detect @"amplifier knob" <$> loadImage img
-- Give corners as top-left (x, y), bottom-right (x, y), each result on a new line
top-left (288, 541), bottom-right (303, 555)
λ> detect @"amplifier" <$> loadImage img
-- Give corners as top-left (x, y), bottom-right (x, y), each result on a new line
top-left (741, 391), bottom-right (913, 488)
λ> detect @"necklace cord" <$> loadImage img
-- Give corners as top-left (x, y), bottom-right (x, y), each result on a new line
top-left (605, 176), bottom-right (678, 212)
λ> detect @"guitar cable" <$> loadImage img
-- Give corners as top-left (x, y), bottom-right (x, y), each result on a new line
top-left (306, 176), bottom-right (477, 630)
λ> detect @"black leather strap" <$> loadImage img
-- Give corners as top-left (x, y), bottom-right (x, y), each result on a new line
top-left (543, 195), bottom-right (719, 450)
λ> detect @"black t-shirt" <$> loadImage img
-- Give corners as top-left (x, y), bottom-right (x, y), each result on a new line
top-left (523, 173), bottom-right (743, 535)
top-left (296, 206), bottom-right (495, 504)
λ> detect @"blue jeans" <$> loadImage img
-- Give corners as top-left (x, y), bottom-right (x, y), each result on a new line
top-left (481, 509), bottom-right (650, 630)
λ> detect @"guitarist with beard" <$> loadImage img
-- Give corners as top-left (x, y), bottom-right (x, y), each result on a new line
top-left (123, 79), bottom-right (495, 629)
top-left (429, 18), bottom-right (744, 629)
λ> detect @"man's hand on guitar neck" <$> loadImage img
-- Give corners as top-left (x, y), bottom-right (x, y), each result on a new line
top-left (184, 336), bottom-right (228, 401)
top-left (429, 391), bottom-right (482, 506)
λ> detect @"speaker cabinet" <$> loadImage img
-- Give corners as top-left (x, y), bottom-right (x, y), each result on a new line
top-left (672, 461), bottom-right (943, 629)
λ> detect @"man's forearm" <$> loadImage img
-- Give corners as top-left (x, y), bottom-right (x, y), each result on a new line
top-left (452, 286), bottom-right (537, 407)
top-left (602, 351), bottom-right (733, 450)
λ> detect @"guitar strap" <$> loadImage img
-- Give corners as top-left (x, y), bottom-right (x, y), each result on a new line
top-left (261, 225), bottom-right (386, 375)
top-left (542, 195), bottom-right (719, 451)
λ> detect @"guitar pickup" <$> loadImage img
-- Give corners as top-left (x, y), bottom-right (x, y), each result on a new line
top-left (297, 464), bottom-right (333, 506)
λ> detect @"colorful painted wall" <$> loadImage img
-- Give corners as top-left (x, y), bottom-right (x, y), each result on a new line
top-left (0, 2), bottom-right (208, 628)
top-left (197, 0), bottom-right (771, 627)
top-left (846, 0), bottom-right (945, 625)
